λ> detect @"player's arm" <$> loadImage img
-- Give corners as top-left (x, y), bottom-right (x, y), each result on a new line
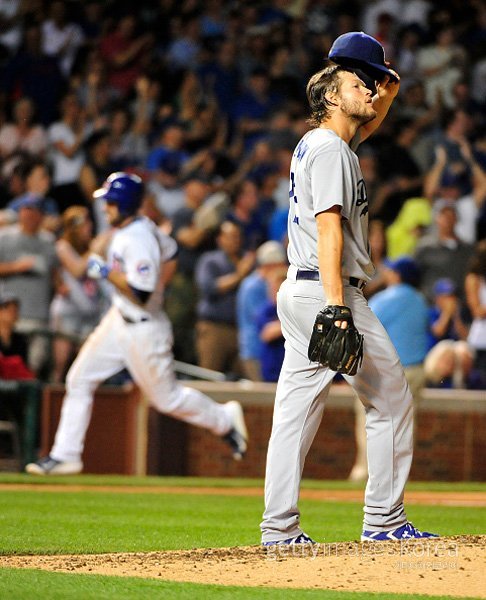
top-left (161, 258), bottom-right (177, 286)
top-left (316, 206), bottom-right (345, 306)
top-left (359, 73), bottom-right (400, 142)
top-left (86, 254), bottom-right (153, 307)
top-left (107, 270), bottom-right (151, 307)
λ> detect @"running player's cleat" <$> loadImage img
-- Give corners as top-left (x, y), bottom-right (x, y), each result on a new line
top-left (25, 455), bottom-right (83, 475)
top-left (361, 522), bottom-right (439, 542)
top-left (223, 401), bottom-right (248, 460)
top-left (262, 533), bottom-right (316, 546)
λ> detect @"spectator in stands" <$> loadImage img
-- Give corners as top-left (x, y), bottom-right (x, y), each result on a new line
top-left (414, 203), bottom-right (474, 301)
top-left (146, 123), bottom-right (189, 173)
top-left (363, 219), bottom-right (389, 299)
top-left (47, 92), bottom-right (92, 212)
top-left (99, 14), bottom-right (153, 98)
top-left (465, 240), bottom-right (486, 388)
top-left (226, 178), bottom-right (268, 251)
top-left (73, 54), bottom-right (118, 121)
top-left (230, 67), bottom-right (281, 153)
top-left (0, 292), bottom-right (34, 381)
top-left (237, 240), bottom-right (287, 381)
top-left (424, 340), bottom-right (475, 390)
top-left (0, 293), bottom-right (28, 363)
top-left (76, 0), bottom-right (104, 48)
top-left (49, 206), bottom-right (103, 383)
top-left (0, 195), bottom-right (60, 377)
top-left (427, 278), bottom-right (469, 349)
top-left (41, 0), bottom-right (84, 78)
top-left (0, 154), bottom-right (27, 213)
top-left (166, 176), bottom-right (215, 363)
top-left (196, 39), bottom-right (241, 114)
top-left (0, 97), bottom-right (47, 160)
top-left (195, 221), bottom-right (255, 375)
top-left (0, 0), bottom-right (23, 58)
top-left (349, 256), bottom-right (429, 482)
top-left (395, 25), bottom-right (422, 87)
top-left (5, 158), bottom-right (59, 234)
top-left (108, 102), bottom-right (149, 171)
top-left (424, 131), bottom-right (486, 245)
top-left (256, 265), bottom-right (287, 383)
top-left (368, 118), bottom-right (423, 225)
top-left (1, 21), bottom-right (64, 125)
top-left (79, 129), bottom-right (117, 233)
top-left (422, 274), bottom-right (474, 389)
top-left (416, 25), bottom-right (467, 109)
top-left (147, 153), bottom-right (186, 221)
top-left (386, 196), bottom-right (432, 259)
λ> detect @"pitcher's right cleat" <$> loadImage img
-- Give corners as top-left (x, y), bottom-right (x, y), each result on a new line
top-left (25, 455), bottom-right (83, 475)
top-left (262, 533), bottom-right (316, 546)
top-left (223, 401), bottom-right (248, 460)
top-left (361, 522), bottom-right (439, 542)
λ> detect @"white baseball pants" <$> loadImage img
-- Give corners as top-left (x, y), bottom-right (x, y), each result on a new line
top-left (51, 307), bottom-right (232, 462)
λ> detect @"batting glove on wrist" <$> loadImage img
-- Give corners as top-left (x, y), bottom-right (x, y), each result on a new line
top-left (87, 254), bottom-right (110, 279)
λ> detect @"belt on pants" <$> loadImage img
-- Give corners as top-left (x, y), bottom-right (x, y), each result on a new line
top-left (295, 269), bottom-right (367, 290)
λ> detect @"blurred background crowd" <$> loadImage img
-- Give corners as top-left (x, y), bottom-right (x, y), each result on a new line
top-left (0, 0), bottom-right (485, 391)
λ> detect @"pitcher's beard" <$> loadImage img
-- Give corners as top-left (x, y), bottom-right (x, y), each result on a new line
top-left (341, 99), bottom-right (377, 126)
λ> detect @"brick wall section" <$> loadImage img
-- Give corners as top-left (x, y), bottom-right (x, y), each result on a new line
top-left (42, 383), bottom-right (486, 481)
top-left (152, 404), bottom-right (486, 481)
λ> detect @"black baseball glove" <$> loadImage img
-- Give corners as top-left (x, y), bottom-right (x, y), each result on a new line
top-left (308, 306), bottom-right (364, 376)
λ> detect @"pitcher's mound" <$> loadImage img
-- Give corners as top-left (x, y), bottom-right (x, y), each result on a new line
top-left (1, 535), bottom-right (484, 597)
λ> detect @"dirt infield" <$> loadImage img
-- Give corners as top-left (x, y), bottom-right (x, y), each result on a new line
top-left (1, 536), bottom-right (485, 597)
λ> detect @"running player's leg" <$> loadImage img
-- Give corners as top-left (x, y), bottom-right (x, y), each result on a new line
top-left (51, 308), bottom-right (126, 462)
top-left (125, 314), bottom-right (232, 435)
top-left (344, 287), bottom-right (413, 531)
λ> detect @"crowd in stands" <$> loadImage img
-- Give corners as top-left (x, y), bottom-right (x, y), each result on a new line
top-left (0, 0), bottom-right (485, 389)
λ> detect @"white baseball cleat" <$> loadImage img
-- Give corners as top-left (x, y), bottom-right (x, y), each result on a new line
top-left (25, 455), bottom-right (83, 475)
top-left (223, 401), bottom-right (248, 460)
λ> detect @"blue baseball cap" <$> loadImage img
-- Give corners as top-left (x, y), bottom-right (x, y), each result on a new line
top-left (9, 193), bottom-right (45, 212)
top-left (328, 31), bottom-right (398, 82)
top-left (433, 278), bottom-right (456, 296)
top-left (384, 256), bottom-right (420, 286)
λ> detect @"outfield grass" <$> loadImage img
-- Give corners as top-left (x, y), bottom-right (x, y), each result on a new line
top-left (0, 472), bottom-right (485, 492)
top-left (0, 476), bottom-right (483, 599)
top-left (0, 483), bottom-right (484, 554)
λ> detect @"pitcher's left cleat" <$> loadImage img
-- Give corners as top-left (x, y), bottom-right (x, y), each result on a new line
top-left (262, 533), bottom-right (316, 546)
top-left (361, 522), bottom-right (439, 542)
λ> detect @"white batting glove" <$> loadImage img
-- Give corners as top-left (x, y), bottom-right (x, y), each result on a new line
top-left (87, 254), bottom-right (111, 279)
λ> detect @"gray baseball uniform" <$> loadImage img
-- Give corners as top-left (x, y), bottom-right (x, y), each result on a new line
top-left (260, 128), bottom-right (414, 542)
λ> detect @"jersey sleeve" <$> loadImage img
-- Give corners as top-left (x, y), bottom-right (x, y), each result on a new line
top-left (154, 228), bottom-right (178, 262)
top-left (310, 150), bottom-right (350, 220)
top-left (122, 238), bottom-right (160, 293)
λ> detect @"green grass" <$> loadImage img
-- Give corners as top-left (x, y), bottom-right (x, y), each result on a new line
top-left (0, 487), bottom-right (484, 555)
top-left (0, 569), bottom-right (480, 600)
top-left (0, 476), bottom-right (484, 599)
top-left (0, 472), bottom-right (486, 491)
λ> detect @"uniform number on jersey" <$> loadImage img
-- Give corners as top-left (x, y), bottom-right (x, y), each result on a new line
top-left (356, 178), bottom-right (368, 217)
top-left (289, 171), bottom-right (300, 225)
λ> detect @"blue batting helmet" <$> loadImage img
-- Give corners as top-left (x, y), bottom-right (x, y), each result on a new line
top-left (93, 172), bottom-right (144, 216)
